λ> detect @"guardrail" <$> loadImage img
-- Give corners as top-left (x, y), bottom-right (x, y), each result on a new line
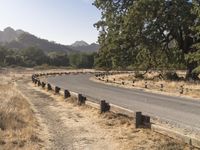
top-left (31, 71), bottom-right (200, 148)
top-left (96, 72), bottom-right (200, 95)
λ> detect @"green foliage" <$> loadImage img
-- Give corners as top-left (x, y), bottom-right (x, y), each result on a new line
top-left (134, 71), bottom-right (144, 79)
top-left (0, 47), bottom-right (8, 64)
top-left (93, 0), bottom-right (200, 79)
top-left (0, 46), bottom-right (96, 68)
top-left (163, 72), bottom-right (180, 81)
top-left (69, 52), bottom-right (96, 68)
top-left (48, 52), bottom-right (69, 66)
top-left (20, 47), bottom-right (48, 67)
top-left (192, 66), bottom-right (200, 74)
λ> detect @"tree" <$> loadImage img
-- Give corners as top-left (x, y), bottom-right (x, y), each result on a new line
top-left (20, 47), bottom-right (48, 67)
top-left (187, 0), bottom-right (200, 74)
top-left (0, 47), bottom-right (8, 65)
top-left (94, 0), bottom-right (200, 79)
top-left (48, 52), bottom-right (69, 66)
top-left (69, 52), bottom-right (96, 68)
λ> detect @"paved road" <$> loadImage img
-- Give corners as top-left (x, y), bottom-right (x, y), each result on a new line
top-left (47, 74), bottom-right (200, 130)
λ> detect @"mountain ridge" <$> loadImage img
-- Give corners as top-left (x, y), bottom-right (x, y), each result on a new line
top-left (0, 27), bottom-right (99, 53)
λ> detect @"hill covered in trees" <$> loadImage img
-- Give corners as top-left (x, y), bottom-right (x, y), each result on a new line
top-left (0, 27), bottom-right (99, 53)
top-left (0, 28), bottom-right (98, 68)
top-left (0, 27), bottom-right (99, 68)
top-left (93, 0), bottom-right (200, 79)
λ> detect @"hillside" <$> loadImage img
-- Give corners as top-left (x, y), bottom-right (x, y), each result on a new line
top-left (0, 27), bottom-right (25, 43)
top-left (4, 33), bottom-right (74, 53)
top-left (0, 27), bottom-right (73, 53)
top-left (0, 27), bottom-right (99, 53)
top-left (70, 41), bottom-right (99, 52)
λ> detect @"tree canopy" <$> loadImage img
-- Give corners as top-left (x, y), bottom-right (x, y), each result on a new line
top-left (0, 46), bottom-right (96, 69)
top-left (94, 0), bottom-right (200, 79)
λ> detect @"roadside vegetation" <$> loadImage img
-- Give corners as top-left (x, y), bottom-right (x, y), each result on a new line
top-left (0, 74), bottom-right (43, 150)
top-left (95, 71), bottom-right (200, 99)
top-left (93, 0), bottom-right (200, 80)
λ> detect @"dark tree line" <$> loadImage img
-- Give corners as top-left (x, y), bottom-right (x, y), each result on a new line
top-left (93, 0), bottom-right (200, 79)
top-left (0, 47), bottom-right (96, 69)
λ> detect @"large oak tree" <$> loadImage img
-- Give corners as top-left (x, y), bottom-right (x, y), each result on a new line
top-left (94, 0), bottom-right (200, 79)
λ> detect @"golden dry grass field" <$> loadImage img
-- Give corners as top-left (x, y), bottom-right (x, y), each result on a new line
top-left (94, 71), bottom-right (200, 100)
top-left (0, 71), bottom-right (44, 150)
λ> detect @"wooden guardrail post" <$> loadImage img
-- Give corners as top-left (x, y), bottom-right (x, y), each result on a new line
top-left (37, 80), bottom-right (41, 86)
top-left (55, 86), bottom-right (61, 94)
top-left (134, 112), bottom-right (151, 128)
top-left (100, 100), bottom-right (110, 113)
top-left (77, 94), bottom-right (86, 105)
top-left (47, 84), bottom-right (52, 91)
top-left (41, 82), bottom-right (46, 88)
top-left (34, 79), bottom-right (37, 85)
top-left (142, 115), bottom-right (151, 128)
top-left (134, 112), bottom-right (142, 128)
top-left (160, 84), bottom-right (164, 91)
top-left (145, 81), bottom-right (148, 88)
top-left (64, 90), bottom-right (70, 99)
top-left (132, 80), bottom-right (135, 87)
top-left (32, 75), bottom-right (35, 83)
top-left (180, 85), bottom-right (184, 94)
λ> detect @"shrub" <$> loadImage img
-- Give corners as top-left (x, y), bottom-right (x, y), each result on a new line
top-left (163, 72), bottom-right (180, 81)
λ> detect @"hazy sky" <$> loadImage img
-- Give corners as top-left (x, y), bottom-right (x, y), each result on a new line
top-left (0, 0), bottom-right (101, 45)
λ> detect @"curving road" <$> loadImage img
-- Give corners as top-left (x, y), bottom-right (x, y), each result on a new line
top-left (47, 74), bottom-right (200, 130)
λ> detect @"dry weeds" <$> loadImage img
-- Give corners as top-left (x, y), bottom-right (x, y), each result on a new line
top-left (35, 85), bottom-right (190, 150)
top-left (64, 97), bottom-right (190, 150)
top-left (0, 74), bottom-right (43, 150)
top-left (96, 72), bottom-right (200, 99)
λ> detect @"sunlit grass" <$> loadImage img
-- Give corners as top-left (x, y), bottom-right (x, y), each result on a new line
top-left (0, 75), bottom-right (42, 150)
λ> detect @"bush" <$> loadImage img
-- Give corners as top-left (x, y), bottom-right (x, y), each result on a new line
top-left (134, 71), bottom-right (144, 79)
top-left (163, 72), bottom-right (180, 81)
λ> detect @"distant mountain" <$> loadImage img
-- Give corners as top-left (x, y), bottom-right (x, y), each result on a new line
top-left (71, 40), bottom-right (89, 47)
top-left (0, 27), bottom-right (25, 43)
top-left (5, 33), bottom-right (75, 53)
top-left (0, 27), bottom-right (99, 53)
top-left (0, 27), bottom-right (74, 53)
top-left (70, 41), bottom-right (99, 52)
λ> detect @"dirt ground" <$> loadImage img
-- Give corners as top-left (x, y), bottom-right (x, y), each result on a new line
top-left (93, 72), bottom-right (200, 100)
top-left (0, 68), bottom-right (195, 150)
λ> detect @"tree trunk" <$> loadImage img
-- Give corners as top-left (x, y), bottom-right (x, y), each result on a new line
top-left (185, 62), bottom-right (199, 80)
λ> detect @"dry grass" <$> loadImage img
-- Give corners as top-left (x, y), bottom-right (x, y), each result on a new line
top-left (61, 96), bottom-right (189, 150)
top-left (30, 82), bottom-right (189, 149)
top-left (0, 75), bottom-right (43, 150)
top-left (98, 72), bottom-right (200, 99)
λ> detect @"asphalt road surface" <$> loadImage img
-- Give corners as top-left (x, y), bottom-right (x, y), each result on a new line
top-left (47, 74), bottom-right (200, 130)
